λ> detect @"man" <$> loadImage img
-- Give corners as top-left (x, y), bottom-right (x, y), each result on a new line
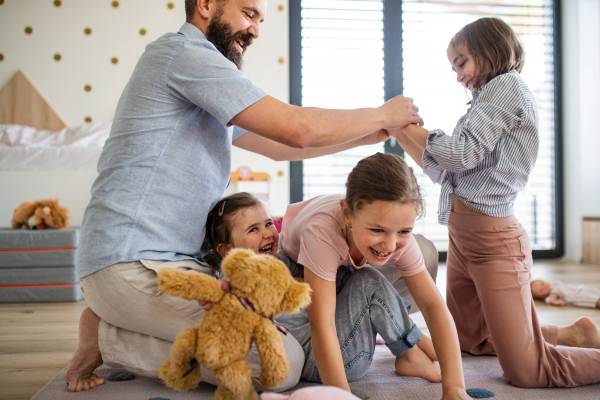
top-left (66, 0), bottom-right (423, 392)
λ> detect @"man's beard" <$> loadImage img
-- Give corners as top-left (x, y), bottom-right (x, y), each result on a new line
top-left (206, 8), bottom-right (253, 70)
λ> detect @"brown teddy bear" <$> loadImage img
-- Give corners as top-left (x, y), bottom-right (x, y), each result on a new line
top-left (11, 199), bottom-right (69, 229)
top-left (157, 248), bottom-right (312, 400)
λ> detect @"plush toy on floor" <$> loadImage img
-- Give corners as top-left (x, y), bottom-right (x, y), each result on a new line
top-left (157, 248), bottom-right (312, 400)
top-left (11, 199), bottom-right (69, 229)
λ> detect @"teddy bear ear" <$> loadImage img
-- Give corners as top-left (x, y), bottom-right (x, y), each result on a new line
top-left (280, 281), bottom-right (312, 314)
top-left (221, 248), bottom-right (256, 277)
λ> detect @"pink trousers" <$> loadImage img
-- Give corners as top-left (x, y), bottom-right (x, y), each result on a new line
top-left (446, 212), bottom-right (600, 388)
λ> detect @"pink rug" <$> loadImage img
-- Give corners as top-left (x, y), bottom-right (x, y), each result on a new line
top-left (32, 344), bottom-right (600, 400)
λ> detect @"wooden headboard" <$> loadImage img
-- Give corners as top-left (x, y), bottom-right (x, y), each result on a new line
top-left (0, 70), bottom-right (66, 131)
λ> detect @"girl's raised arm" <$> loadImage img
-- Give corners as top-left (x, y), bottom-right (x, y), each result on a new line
top-left (404, 270), bottom-right (470, 400)
top-left (304, 268), bottom-right (352, 392)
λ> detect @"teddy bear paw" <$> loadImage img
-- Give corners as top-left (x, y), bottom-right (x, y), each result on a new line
top-left (215, 385), bottom-right (258, 400)
top-left (158, 359), bottom-right (201, 391)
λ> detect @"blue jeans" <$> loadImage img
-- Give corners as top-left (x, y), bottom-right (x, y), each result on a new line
top-left (276, 265), bottom-right (422, 382)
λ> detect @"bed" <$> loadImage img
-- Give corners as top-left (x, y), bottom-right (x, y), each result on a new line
top-left (0, 70), bottom-right (108, 302)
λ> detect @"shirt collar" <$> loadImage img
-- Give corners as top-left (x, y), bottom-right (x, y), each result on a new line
top-left (471, 69), bottom-right (520, 99)
top-left (178, 22), bottom-right (208, 41)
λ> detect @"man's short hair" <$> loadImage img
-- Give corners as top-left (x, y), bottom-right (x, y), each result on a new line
top-left (185, 0), bottom-right (227, 23)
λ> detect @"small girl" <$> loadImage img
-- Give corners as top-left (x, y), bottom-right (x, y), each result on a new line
top-left (203, 192), bottom-right (279, 276)
top-left (392, 17), bottom-right (600, 388)
top-left (531, 279), bottom-right (600, 309)
top-left (275, 153), bottom-right (470, 399)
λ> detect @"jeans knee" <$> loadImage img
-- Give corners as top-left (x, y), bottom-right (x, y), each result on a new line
top-left (353, 266), bottom-right (386, 287)
top-left (344, 351), bottom-right (373, 382)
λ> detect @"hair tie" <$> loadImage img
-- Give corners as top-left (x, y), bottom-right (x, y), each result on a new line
top-left (218, 201), bottom-right (226, 216)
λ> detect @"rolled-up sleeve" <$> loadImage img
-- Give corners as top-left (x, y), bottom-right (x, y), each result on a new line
top-left (423, 74), bottom-right (526, 173)
top-left (422, 132), bottom-right (448, 184)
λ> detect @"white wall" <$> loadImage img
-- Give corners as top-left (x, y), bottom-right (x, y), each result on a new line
top-left (562, 0), bottom-right (600, 262)
top-left (0, 0), bottom-right (290, 227)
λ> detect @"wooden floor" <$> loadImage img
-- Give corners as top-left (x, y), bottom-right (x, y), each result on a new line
top-left (1, 260), bottom-right (599, 400)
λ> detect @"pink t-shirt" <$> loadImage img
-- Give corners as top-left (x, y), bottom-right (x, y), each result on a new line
top-left (281, 194), bottom-right (426, 282)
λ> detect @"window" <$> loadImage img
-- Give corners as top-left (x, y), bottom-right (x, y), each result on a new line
top-left (290, 0), bottom-right (562, 257)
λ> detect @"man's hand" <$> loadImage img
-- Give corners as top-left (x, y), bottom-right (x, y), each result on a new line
top-left (386, 127), bottom-right (408, 141)
top-left (198, 279), bottom-right (230, 311)
top-left (380, 95), bottom-right (423, 129)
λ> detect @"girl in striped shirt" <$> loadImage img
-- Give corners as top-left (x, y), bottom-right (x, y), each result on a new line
top-left (393, 17), bottom-right (600, 388)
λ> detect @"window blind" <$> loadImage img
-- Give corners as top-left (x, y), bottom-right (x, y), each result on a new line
top-left (293, 0), bottom-right (559, 254)
top-left (299, 0), bottom-right (386, 200)
top-left (401, 0), bottom-right (556, 251)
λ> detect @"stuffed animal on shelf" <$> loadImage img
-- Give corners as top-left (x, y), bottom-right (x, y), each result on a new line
top-left (157, 248), bottom-right (312, 400)
top-left (11, 199), bottom-right (69, 229)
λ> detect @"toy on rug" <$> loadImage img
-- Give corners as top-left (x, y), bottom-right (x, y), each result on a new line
top-left (107, 370), bottom-right (136, 382)
top-left (466, 388), bottom-right (495, 398)
top-left (11, 199), bottom-right (69, 229)
top-left (157, 248), bottom-right (312, 400)
top-left (261, 386), bottom-right (361, 400)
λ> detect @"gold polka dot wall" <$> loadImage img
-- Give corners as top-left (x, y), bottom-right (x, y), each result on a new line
top-left (25, 26), bottom-right (33, 35)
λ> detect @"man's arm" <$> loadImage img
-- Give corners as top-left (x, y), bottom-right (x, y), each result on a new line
top-left (233, 129), bottom-right (391, 162)
top-left (230, 95), bottom-right (422, 149)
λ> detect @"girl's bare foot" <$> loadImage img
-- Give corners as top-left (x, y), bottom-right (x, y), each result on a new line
top-left (417, 335), bottom-right (438, 361)
top-left (395, 344), bottom-right (441, 382)
top-left (65, 307), bottom-right (105, 392)
top-left (557, 317), bottom-right (600, 349)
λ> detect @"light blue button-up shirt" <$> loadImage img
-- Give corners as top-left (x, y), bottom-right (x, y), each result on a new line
top-left (76, 23), bottom-right (267, 279)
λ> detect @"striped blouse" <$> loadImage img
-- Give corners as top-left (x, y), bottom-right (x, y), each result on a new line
top-left (421, 70), bottom-right (539, 225)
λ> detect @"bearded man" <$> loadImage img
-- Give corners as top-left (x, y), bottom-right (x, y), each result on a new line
top-left (65, 0), bottom-right (423, 392)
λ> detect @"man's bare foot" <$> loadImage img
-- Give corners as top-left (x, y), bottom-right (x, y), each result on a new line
top-left (557, 317), bottom-right (600, 349)
top-left (65, 307), bottom-right (105, 392)
top-left (417, 335), bottom-right (438, 362)
top-left (395, 344), bottom-right (441, 382)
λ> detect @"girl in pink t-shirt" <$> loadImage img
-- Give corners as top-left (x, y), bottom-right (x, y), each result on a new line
top-left (277, 153), bottom-right (469, 399)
